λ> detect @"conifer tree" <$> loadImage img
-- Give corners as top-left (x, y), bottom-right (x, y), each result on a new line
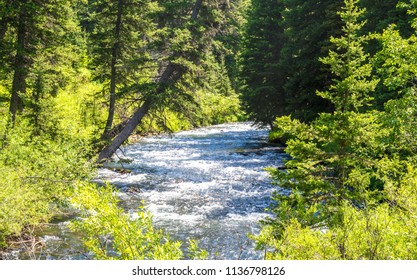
top-left (88, 0), bottom-right (158, 140)
top-left (239, 0), bottom-right (286, 126)
top-left (97, 0), bottom-right (216, 160)
top-left (96, 0), bottom-right (244, 161)
top-left (259, 0), bottom-right (381, 241)
top-left (280, 0), bottom-right (344, 121)
top-left (316, 0), bottom-right (379, 113)
top-left (360, 0), bottom-right (412, 38)
top-left (1, 0), bottom-right (80, 125)
top-left (256, 1), bottom-right (417, 259)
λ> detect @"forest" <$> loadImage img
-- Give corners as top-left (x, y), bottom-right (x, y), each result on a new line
top-left (1, 0), bottom-right (417, 260)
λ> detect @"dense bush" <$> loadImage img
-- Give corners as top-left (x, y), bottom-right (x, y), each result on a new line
top-left (0, 118), bottom-right (93, 247)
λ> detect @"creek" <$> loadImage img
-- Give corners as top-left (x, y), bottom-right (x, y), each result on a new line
top-left (5, 122), bottom-right (285, 260)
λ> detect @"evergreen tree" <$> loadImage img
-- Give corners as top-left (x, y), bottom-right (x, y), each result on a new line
top-left (360, 0), bottom-right (412, 38)
top-left (239, 0), bottom-right (286, 126)
top-left (88, 0), bottom-right (159, 140)
top-left (215, 0), bottom-right (250, 93)
top-left (280, 0), bottom-right (344, 122)
top-left (0, 0), bottom-right (81, 125)
top-left (97, 0), bottom-right (233, 161)
top-left (258, 0), bottom-right (381, 243)
top-left (317, 0), bottom-right (379, 113)
top-left (256, 1), bottom-right (417, 259)
top-left (360, 0), bottom-right (413, 110)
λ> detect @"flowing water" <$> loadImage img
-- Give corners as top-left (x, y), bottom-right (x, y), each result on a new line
top-left (4, 122), bottom-right (286, 260)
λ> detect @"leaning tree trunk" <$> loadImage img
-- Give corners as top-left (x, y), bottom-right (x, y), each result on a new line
top-left (97, 62), bottom-right (183, 162)
top-left (96, 0), bottom-right (203, 162)
top-left (97, 99), bottom-right (152, 162)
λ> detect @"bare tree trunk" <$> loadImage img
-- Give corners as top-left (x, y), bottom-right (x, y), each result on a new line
top-left (9, 6), bottom-right (28, 124)
top-left (102, 0), bottom-right (123, 139)
top-left (97, 99), bottom-right (152, 162)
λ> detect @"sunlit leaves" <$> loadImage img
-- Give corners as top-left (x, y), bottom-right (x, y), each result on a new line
top-left (373, 26), bottom-right (417, 91)
top-left (0, 115), bottom-right (94, 248)
top-left (70, 183), bottom-right (207, 260)
top-left (317, 0), bottom-right (379, 112)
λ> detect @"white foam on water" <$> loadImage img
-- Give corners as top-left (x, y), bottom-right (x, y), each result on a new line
top-left (40, 235), bottom-right (61, 242)
top-left (29, 122), bottom-right (284, 260)
top-left (96, 123), bottom-right (284, 259)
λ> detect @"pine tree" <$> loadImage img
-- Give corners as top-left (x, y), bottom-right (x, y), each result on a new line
top-left (87, 0), bottom-right (159, 139)
top-left (259, 0), bottom-right (381, 241)
top-left (1, 0), bottom-right (81, 125)
top-left (360, 0), bottom-right (412, 38)
top-left (280, 0), bottom-right (344, 122)
top-left (239, 0), bottom-right (286, 126)
top-left (256, 1), bottom-right (417, 259)
top-left (360, 0), bottom-right (413, 109)
top-left (97, 0), bottom-right (239, 161)
top-left (317, 0), bottom-right (379, 113)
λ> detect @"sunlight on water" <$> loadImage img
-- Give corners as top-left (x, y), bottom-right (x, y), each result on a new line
top-left (6, 122), bottom-right (285, 260)
top-left (96, 122), bottom-right (285, 259)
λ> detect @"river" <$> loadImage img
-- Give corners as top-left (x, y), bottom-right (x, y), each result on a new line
top-left (4, 122), bottom-right (285, 260)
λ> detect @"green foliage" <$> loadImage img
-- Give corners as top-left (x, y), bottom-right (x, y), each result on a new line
top-left (268, 116), bottom-right (307, 144)
top-left (187, 239), bottom-right (209, 260)
top-left (239, 0), bottom-right (347, 124)
top-left (373, 26), bottom-right (417, 92)
top-left (240, 0), bottom-right (412, 123)
top-left (125, 0), bottom-right (246, 134)
top-left (1, 0), bottom-right (247, 254)
top-left (239, 0), bottom-right (286, 126)
top-left (279, 0), bottom-right (344, 121)
top-left (255, 0), bottom-right (417, 260)
top-left (190, 53), bottom-right (243, 126)
top-left (195, 88), bottom-right (242, 126)
top-left (85, 0), bottom-right (244, 138)
top-left (1, 0), bottom-right (84, 123)
top-left (383, 89), bottom-right (417, 157)
top-left (267, 1), bottom-right (385, 224)
top-left (266, 111), bottom-right (388, 233)
top-left (399, 0), bottom-right (417, 29)
top-left (360, 0), bottom-right (412, 38)
top-left (88, 0), bottom-right (160, 135)
top-left (260, 167), bottom-right (417, 260)
top-left (70, 183), bottom-right (207, 260)
top-left (0, 116), bottom-right (94, 247)
top-left (0, 31), bottom-right (103, 248)
top-left (0, 166), bottom-right (51, 248)
top-left (358, 1), bottom-right (413, 110)
top-left (139, 108), bottom-right (194, 134)
top-left (317, 0), bottom-right (379, 112)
